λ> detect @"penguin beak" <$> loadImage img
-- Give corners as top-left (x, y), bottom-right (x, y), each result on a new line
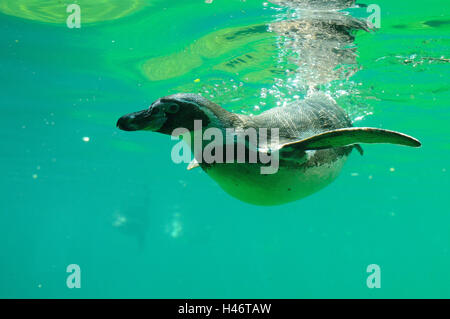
top-left (117, 108), bottom-right (166, 132)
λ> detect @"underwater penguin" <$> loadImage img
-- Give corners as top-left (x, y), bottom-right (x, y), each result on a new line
top-left (117, 93), bottom-right (421, 206)
top-left (112, 190), bottom-right (151, 250)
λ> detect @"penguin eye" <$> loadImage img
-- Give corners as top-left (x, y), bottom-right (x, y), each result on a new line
top-left (166, 103), bottom-right (180, 114)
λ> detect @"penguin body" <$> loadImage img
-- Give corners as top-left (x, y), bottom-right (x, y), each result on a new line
top-left (117, 93), bottom-right (421, 206)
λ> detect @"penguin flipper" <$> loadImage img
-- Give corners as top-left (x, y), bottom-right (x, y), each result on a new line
top-left (280, 127), bottom-right (421, 151)
top-left (354, 144), bottom-right (364, 156)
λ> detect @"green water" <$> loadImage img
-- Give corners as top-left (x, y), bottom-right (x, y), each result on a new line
top-left (0, 0), bottom-right (449, 298)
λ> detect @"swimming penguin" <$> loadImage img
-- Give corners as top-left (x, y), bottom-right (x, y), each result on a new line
top-left (112, 205), bottom-right (149, 251)
top-left (117, 93), bottom-right (421, 206)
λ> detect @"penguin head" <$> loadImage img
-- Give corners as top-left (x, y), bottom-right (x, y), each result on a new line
top-left (117, 93), bottom-right (216, 135)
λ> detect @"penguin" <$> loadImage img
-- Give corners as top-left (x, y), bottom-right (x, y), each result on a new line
top-left (117, 93), bottom-right (421, 206)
